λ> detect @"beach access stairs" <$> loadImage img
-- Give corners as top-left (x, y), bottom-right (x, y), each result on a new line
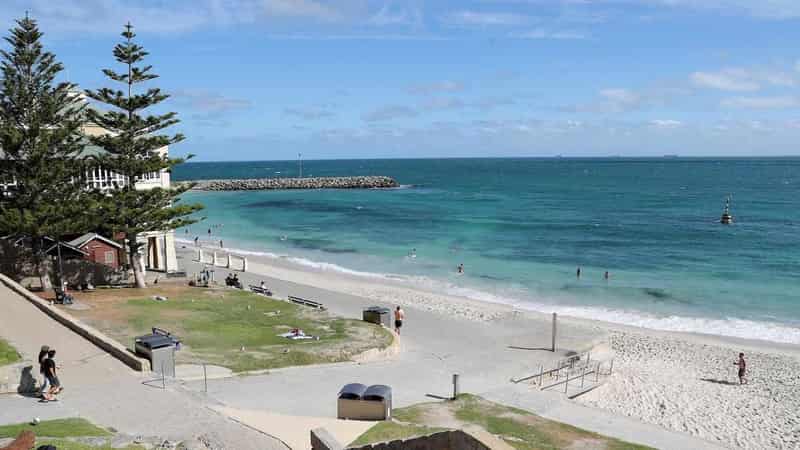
top-left (511, 351), bottom-right (614, 399)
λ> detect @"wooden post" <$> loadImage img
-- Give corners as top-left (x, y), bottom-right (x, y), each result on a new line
top-left (452, 374), bottom-right (460, 400)
top-left (551, 312), bottom-right (557, 352)
top-left (609, 358), bottom-right (614, 374)
top-left (596, 362), bottom-right (600, 382)
top-left (203, 364), bottom-right (208, 393)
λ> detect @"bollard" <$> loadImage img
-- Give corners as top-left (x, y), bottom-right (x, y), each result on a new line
top-left (197, 248), bottom-right (202, 262)
top-left (212, 251), bottom-right (218, 266)
top-left (452, 374), bottom-right (460, 400)
top-left (242, 257), bottom-right (248, 272)
top-left (551, 312), bottom-right (557, 352)
top-left (227, 253), bottom-right (232, 269)
top-left (538, 364), bottom-right (544, 388)
top-left (596, 362), bottom-right (600, 382)
top-left (203, 364), bottom-right (208, 393)
top-left (609, 358), bottom-right (614, 375)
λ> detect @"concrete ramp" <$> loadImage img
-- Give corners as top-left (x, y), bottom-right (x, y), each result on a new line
top-left (212, 405), bottom-right (376, 450)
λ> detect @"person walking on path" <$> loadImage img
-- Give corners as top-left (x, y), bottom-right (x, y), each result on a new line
top-left (394, 306), bottom-right (405, 335)
top-left (734, 353), bottom-right (747, 384)
top-left (37, 345), bottom-right (49, 398)
top-left (41, 349), bottom-right (61, 402)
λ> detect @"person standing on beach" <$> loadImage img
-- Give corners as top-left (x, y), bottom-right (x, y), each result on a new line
top-left (394, 306), bottom-right (405, 335)
top-left (734, 353), bottom-right (747, 384)
top-left (220, 239), bottom-right (224, 248)
top-left (576, 267), bottom-right (581, 279)
top-left (194, 236), bottom-right (199, 246)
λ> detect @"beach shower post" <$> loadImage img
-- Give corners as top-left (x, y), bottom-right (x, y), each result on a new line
top-left (452, 373), bottom-right (460, 400)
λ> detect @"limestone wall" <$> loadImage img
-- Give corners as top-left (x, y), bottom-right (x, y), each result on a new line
top-left (187, 176), bottom-right (399, 191)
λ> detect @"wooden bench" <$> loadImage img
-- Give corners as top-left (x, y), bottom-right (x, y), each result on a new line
top-left (249, 285), bottom-right (273, 296)
top-left (288, 295), bottom-right (326, 310)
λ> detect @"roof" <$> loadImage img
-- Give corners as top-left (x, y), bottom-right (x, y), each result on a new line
top-left (44, 241), bottom-right (88, 257)
top-left (67, 232), bottom-right (123, 249)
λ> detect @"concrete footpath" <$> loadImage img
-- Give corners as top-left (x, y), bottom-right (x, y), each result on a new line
top-left (0, 282), bottom-right (287, 450)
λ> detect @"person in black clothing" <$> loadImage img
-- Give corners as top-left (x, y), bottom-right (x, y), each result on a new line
top-left (42, 349), bottom-right (61, 402)
top-left (37, 345), bottom-right (49, 398)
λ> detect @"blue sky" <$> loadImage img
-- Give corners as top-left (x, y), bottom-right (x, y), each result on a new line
top-left (4, 0), bottom-right (800, 160)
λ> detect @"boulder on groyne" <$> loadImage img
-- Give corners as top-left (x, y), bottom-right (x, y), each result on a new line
top-left (187, 176), bottom-right (400, 191)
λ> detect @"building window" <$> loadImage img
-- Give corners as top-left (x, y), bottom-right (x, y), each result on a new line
top-left (136, 171), bottom-right (161, 182)
top-left (104, 250), bottom-right (115, 264)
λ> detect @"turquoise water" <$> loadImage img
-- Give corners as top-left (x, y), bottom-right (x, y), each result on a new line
top-left (174, 158), bottom-right (800, 344)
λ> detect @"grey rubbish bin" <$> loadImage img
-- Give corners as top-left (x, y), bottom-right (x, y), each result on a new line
top-left (362, 307), bottom-right (391, 328)
top-left (337, 383), bottom-right (392, 420)
top-left (134, 328), bottom-right (179, 377)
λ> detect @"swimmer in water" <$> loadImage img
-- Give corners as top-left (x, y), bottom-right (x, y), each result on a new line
top-left (604, 271), bottom-right (609, 280)
top-left (410, 248), bottom-right (417, 258)
top-left (280, 235), bottom-right (287, 241)
top-left (457, 263), bottom-right (464, 274)
top-left (576, 267), bottom-right (581, 279)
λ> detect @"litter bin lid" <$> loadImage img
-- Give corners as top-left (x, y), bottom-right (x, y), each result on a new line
top-left (339, 383), bottom-right (368, 399)
top-left (135, 334), bottom-right (175, 349)
top-left (364, 384), bottom-right (392, 401)
top-left (364, 306), bottom-right (390, 314)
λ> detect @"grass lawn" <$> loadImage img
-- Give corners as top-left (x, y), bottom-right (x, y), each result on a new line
top-left (0, 418), bottom-right (143, 450)
top-left (0, 338), bottom-right (20, 366)
top-left (350, 394), bottom-right (654, 450)
top-left (67, 283), bottom-right (393, 372)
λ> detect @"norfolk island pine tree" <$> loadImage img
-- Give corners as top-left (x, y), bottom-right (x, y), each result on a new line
top-left (0, 15), bottom-right (96, 290)
top-left (85, 23), bottom-right (202, 288)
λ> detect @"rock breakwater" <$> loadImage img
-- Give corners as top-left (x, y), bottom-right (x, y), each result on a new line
top-left (188, 176), bottom-right (399, 191)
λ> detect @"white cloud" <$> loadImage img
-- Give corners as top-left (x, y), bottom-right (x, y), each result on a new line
top-left (721, 96), bottom-right (800, 109)
top-left (407, 81), bottom-right (464, 95)
top-left (362, 105), bottom-right (418, 122)
top-left (649, 119), bottom-right (683, 128)
top-left (173, 90), bottom-right (251, 112)
top-left (261, 0), bottom-right (339, 20)
top-left (539, 0), bottom-right (800, 20)
top-left (283, 105), bottom-right (336, 120)
top-left (368, 1), bottom-right (423, 27)
top-left (690, 70), bottom-right (761, 92)
top-left (690, 67), bottom-right (797, 91)
top-left (443, 10), bottom-right (532, 26)
top-left (514, 28), bottom-right (587, 40)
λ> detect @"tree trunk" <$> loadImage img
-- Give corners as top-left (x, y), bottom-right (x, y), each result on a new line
top-left (128, 240), bottom-right (147, 288)
top-left (32, 239), bottom-right (53, 291)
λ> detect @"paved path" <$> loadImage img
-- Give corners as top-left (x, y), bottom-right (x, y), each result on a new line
top-left (0, 282), bottom-right (286, 450)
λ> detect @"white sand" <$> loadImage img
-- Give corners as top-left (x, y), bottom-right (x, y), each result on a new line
top-left (577, 331), bottom-right (800, 449)
top-left (188, 244), bottom-right (800, 448)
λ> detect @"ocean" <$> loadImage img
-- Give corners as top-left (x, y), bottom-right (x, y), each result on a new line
top-left (173, 158), bottom-right (800, 344)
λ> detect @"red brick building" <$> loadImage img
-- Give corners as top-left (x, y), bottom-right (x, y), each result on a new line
top-left (67, 233), bottom-right (123, 269)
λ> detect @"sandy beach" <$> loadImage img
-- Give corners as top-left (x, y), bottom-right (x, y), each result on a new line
top-left (184, 242), bottom-right (800, 449)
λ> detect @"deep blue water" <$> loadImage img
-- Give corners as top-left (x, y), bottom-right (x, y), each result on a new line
top-left (173, 158), bottom-right (800, 343)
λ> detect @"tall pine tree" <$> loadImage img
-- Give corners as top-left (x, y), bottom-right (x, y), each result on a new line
top-left (0, 15), bottom-right (91, 290)
top-left (85, 23), bottom-right (201, 288)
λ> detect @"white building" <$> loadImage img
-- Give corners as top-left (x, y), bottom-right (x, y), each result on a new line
top-left (80, 121), bottom-right (179, 274)
top-left (1, 118), bottom-right (180, 274)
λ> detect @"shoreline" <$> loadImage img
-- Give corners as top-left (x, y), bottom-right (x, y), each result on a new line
top-left (181, 238), bottom-right (800, 351)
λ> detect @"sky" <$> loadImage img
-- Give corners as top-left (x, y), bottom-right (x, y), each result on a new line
top-left (2, 0), bottom-right (800, 160)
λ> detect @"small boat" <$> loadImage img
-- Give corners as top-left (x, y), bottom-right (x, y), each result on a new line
top-left (720, 196), bottom-right (733, 224)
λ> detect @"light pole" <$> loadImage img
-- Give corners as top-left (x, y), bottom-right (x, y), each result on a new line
top-left (298, 153), bottom-right (303, 178)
